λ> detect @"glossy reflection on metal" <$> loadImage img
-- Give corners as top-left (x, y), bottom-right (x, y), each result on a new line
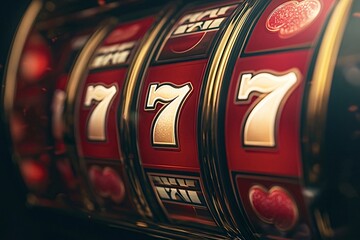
top-left (3, 0), bottom-right (42, 118)
top-left (198, 1), bottom-right (251, 237)
top-left (65, 19), bottom-right (117, 123)
top-left (119, 3), bottom-right (178, 221)
top-left (64, 18), bottom-right (118, 212)
top-left (304, 0), bottom-right (353, 238)
top-left (198, 0), bottom-right (271, 237)
top-left (305, 0), bottom-right (353, 183)
top-left (2, 0), bottom-right (43, 209)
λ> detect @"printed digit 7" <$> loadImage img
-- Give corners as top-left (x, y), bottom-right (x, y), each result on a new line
top-left (145, 83), bottom-right (192, 147)
top-left (236, 71), bottom-right (298, 147)
top-left (84, 84), bottom-right (117, 141)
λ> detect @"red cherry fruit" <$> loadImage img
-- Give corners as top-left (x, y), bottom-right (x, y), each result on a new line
top-left (266, 0), bottom-right (321, 38)
top-left (88, 166), bottom-right (125, 204)
top-left (249, 185), bottom-right (298, 231)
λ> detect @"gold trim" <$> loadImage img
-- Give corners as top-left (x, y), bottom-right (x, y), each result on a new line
top-left (305, 0), bottom-right (353, 237)
top-left (121, 10), bottom-right (175, 122)
top-left (306, 0), bottom-right (353, 171)
top-left (315, 210), bottom-right (335, 238)
top-left (65, 18), bottom-right (117, 125)
top-left (199, 1), bottom-right (254, 236)
top-left (64, 18), bottom-right (117, 211)
top-left (119, 4), bottom-right (177, 219)
top-left (3, 0), bottom-right (42, 118)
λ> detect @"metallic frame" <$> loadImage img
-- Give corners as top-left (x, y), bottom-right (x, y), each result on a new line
top-left (198, 0), bottom-right (269, 239)
top-left (302, 0), bottom-right (354, 238)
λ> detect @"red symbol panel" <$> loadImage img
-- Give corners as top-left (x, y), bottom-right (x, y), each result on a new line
top-left (77, 71), bottom-right (123, 160)
top-left (235, 175), bottom-right (311, 239)
top-left (74, 16), bottom-right (155, 215)
top-left (138, 60), bottom-right (205, 171)
top-left (156, 1), bottom-right (239, 62)
top-left (136, 1), bottom-right (242, 225)
top-left (225, 50), bottom-right (312, 177)
top-left (245, 0), bottom-right (335, 53)
top-left (76, 16), bottom-right (155, 160)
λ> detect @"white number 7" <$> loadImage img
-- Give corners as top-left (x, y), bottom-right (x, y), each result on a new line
top-left (236, 71), bottom-right (298, 147)
top-left (84, 84), bottom-right (117, 141)
top-left (145, 83), bottom-right (192, 147)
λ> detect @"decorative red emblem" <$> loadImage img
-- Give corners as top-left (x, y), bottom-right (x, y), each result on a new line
top-left (266, 0), bottom-right (321, 38)
top-left (249, 185), bottom-right (298, 231)
top-left (88, 166), bottom-right (125, 203)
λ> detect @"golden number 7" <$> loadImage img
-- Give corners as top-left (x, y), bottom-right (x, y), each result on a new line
top-left (145, 83), bottom-right (192, 147)
top-left (84, 84), bottom-right (117, 141)
top-left (236, 71), bottom-right (298, 147)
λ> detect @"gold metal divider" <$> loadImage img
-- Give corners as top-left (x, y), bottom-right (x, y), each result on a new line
top-left (118, 3), bottom-right (178, 221)
top-left (304, 0), bottom-right (353, 238)
top-left (2, 0), bottom-right (43, 205)
top-left (64, 18), bottom-right (118, 211)
top-left (199, 0), bottom-right (268, 238)
top-left (3, 0), bottom-right (42, 119)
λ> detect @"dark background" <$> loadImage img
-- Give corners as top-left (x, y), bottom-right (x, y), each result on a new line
top-left (0, 1), bottom-right (32, 239)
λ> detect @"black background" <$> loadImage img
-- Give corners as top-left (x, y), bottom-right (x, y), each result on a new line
top-left (1, 1), bottom-right (32, 239)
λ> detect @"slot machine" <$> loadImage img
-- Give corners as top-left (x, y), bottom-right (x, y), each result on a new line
top-left (2, 0), bottom-right (360, 239)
